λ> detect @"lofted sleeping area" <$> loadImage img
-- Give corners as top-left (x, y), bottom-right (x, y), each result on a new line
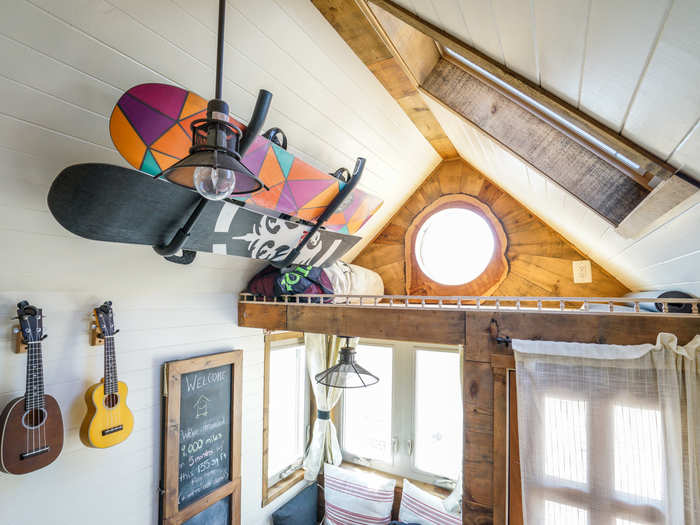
top-left (0, 1), bottom-right (698, 525)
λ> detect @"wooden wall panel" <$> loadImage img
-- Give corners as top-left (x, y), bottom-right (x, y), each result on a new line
top-left (354, 159), bottom-right (630, 298)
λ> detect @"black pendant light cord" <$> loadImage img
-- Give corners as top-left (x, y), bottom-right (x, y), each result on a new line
top-left (154, 0), bottom-right (272, 264)
top-left (215, 0), bottom-right (226, 100)
top-left (153, 0), bottom-right (227, 261)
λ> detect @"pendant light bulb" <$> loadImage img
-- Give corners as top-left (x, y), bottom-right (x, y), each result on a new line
top-left (193, 165), bottom-right (236, 201)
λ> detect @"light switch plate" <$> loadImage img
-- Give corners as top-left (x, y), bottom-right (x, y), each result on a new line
top-left (572, 260), bottom-right (592, 284)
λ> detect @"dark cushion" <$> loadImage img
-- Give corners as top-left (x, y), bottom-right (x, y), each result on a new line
top-left (272, 482), bottom-right (318, 525)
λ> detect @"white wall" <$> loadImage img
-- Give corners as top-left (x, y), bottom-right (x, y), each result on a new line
top-left (0, 1), bottom-right (439, 523)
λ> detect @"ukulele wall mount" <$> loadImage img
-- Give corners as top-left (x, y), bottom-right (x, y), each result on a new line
top-left (11, 327), bottom-right (47, 354)
top-left (89, 313), bottom-right (119, 347)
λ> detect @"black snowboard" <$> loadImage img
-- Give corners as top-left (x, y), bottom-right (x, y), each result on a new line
top-left (47, 164), bottom-right (360, 267)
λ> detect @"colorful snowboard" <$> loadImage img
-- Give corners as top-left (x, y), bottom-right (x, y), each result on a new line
top-left (109, 83), bottom-right (383, 235)
top-left (48, 164), bottom-right (360, 267)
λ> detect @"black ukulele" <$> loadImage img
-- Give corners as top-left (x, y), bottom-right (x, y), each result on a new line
top-left (0, 301), bottom-right (64, 474)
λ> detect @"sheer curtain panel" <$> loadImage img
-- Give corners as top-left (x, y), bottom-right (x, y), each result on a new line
top-left (303, 334), bottom-right (356, 480)
top-left (513, 333), bottom-right (699, 525)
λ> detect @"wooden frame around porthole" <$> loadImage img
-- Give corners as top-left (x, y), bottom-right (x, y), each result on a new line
top-left (405, 194), bottom-right (509, 296)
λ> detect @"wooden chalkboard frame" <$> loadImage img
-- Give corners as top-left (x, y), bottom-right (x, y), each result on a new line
top-left (161, 351), bottom-right (242, 525)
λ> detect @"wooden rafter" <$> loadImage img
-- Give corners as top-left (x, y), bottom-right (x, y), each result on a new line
top-left (311, 0), bottom-right (458, 159)
top-left (368, 0), bottom-right (673, 184)
top-left (363, 0), bottom-right (698, 234)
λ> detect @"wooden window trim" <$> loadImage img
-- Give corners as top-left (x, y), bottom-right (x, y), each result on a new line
top-left (405, 194), bottom-right (509, 296)
top-left (262, 331), bottom-right (307, 507)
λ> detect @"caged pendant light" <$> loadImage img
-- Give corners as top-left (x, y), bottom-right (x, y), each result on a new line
top-left (161, 0), bottom-right (268, 200)
top-left (315, 337), bottom-right (379, 389)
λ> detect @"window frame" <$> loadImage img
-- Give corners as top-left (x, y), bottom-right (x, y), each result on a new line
top-left (404, 194), bottom-right (508, 297)
top-left (261, 331), bottom-right (310, 506)
top-left (337, 338), bottom-right (462, 489)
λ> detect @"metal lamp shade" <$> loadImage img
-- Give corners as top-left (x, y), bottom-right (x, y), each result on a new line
top-left (315, 346), bottom-right (379, 389)
top-left (161, 150), bottom-right (265, 196)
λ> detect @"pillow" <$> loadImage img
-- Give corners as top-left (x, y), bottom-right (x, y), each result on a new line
top-left (272, 482), bottom-right (318, 525)
top-left (398, 480), bottom-right (461, 525)
top-left (323, 463), bottom-right (395, 525)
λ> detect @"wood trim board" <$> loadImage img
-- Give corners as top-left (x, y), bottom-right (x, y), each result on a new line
top-left (262, 331), bottom-right (306, 507)
top-left (311, 0), bottom-right (458, 159)
top-left (161, 351), bottom-right (243, 525)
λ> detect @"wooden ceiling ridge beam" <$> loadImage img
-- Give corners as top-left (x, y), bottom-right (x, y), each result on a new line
top-left (367, 0), bottom-right (698, 236)
top-left (311, 0), bottom-right (459, 159)
top-left (367, 0), bottom-right (675, 186)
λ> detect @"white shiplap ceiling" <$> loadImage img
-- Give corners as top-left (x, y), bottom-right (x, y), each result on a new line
top-left (0, 0), bottom-right (440, 261)
top-left (393, 0), bottom-right (700, 181)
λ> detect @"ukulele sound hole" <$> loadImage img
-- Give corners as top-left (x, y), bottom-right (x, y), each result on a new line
top-left (104, 393), bottom-right (120, 409)
top-left (21, 408), bottom-right (47, 430)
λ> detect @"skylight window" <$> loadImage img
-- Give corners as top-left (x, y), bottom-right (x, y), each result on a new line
top-left (415, 208), bottom-right (495, 285)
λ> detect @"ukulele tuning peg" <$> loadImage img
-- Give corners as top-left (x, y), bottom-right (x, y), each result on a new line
top-left (113, 329), bottom-right (120, 335)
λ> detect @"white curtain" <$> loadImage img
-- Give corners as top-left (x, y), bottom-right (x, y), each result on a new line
top-left (513, 333), bottom-right (699, 525)
top-left (302, 333), bottom-right (357, 480)
top-left (442, 343), bottom-right (464, 514)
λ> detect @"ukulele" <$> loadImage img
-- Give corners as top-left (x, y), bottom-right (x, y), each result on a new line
top-left (0, 301), bottom-right (64, 474)
top-left (80, 301), bottom-right (134, 448)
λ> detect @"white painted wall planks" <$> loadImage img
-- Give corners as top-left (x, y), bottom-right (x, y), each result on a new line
top-left (0, 1), bottom-right (439, 523)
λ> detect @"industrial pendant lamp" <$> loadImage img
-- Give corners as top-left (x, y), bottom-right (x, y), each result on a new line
top-left (315, 337), bottom-right (379, 389)
top-left (161, 0), bottom-right (268, 200)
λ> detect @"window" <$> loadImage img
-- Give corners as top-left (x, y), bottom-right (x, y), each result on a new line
top-left (413, 350), bottom-right (462, 479)
top-left (262, 332), bottom-right (310, 505)
top-left (415, 207), bottom-right (494, 285)
top-left (404, 194), bottom-right (508, 296)
top-left (530, 372), bottom-right (668, 524)
top-left (341, 344), bottom-right (393, 463)
top-left (339, 340), bottom-right (462, 487)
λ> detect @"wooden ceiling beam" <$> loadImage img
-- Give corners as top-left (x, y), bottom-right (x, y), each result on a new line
top-left (366, 0), bottom-right (698, 234)
top-left (368, 0), bottom-right (674, 185)
top-left (311, 0), bottom-right (458, 159)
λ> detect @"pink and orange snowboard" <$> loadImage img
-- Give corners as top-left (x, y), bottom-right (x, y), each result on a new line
top-left (110, 83), bottom-right (382, 235)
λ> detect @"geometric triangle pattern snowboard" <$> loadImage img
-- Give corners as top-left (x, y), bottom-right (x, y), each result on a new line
top-left (110, 83), bottom-right (383, 235)
top-left (48, 164), bottom-right (360, 268)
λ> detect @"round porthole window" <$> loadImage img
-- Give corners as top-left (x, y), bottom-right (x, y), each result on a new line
top-left (415, 207), bottom-right (495, 286)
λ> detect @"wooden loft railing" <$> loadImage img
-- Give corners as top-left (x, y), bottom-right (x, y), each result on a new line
top-left (240, 293), bottom-right (700, 314)
top-left (238, 293), bottom-right (699, 347)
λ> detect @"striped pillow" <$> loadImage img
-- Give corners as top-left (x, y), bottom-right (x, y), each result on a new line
top-left (398, 480), bottom-right (461, 525)
top-left (323, 463), bottom-right (395, 525)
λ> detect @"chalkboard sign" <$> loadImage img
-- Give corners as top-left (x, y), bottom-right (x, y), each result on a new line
top-left (160, 351), bottom-right (242, 525)
top-left (182, 496), bottom-right (231, 525)
top-left (178, 364), bottom-right (231, 509)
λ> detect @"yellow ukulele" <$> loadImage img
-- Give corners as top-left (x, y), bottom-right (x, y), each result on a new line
top-left (80, 301), bottom-right (134, 448)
